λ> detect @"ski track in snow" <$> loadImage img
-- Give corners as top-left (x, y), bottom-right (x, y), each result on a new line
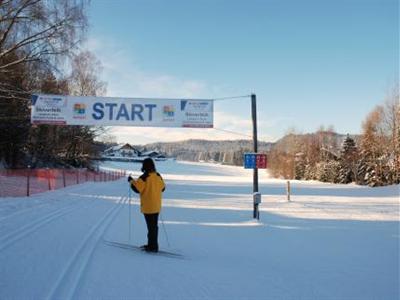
top-left (45, 196), bottom-right (128, 299)
top-left (0, 198), bottom-right (60, 223)
top-left (0, 200), bottom-right (84, 251)
top-left (0, 182), bottom-right (101, 224)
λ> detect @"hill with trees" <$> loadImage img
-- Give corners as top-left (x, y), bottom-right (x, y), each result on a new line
top-left (268, 89), bottom-right (399, 187)
top-left (141, 139), bottom-right (274, 166)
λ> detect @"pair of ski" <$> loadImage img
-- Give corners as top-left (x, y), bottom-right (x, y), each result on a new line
top-left (104, 240), bottom-right (184, 259)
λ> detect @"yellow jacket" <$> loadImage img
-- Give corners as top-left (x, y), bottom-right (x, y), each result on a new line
top-left (131, 172), bottom-right (165, 214)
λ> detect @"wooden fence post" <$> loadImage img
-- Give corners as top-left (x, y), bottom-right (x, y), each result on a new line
top-left (48, 169), bottom-right (51, 191)
top-left (63, 170), bottom-right (66, 187)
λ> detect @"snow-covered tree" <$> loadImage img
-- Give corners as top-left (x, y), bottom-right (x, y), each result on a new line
top-left (294, 152), bottom-right (306, 180)
top-left (338, 135), bottom-right (359, 184)
top-left (381, 87), bottom-right (400, 184)
top-left (316, 160), bottom-right (340, 183)
top-left (358, 106), bottom-right (387, 186)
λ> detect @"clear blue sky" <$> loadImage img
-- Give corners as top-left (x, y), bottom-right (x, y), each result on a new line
top-left (87, 0), bottom-right (399, 144)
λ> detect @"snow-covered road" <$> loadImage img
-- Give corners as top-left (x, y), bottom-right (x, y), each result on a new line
top-left (0, 161), bottom-right (399, 299)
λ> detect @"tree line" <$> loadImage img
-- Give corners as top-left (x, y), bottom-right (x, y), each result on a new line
top-left (0, 0), bottom-right (106, 169)
top-left (143, 139), bottom-right (273, 166)
top-left (268, 89), bottom-right (399, 187)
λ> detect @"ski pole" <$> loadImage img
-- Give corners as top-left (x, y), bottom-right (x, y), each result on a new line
top-left (159, 213), bottom-right (170, 248)
top-left (128, 182), bottom-right (132, 243)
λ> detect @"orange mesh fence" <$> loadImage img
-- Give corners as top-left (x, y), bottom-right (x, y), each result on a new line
top-left (0, 168), bottom-right (126, 197)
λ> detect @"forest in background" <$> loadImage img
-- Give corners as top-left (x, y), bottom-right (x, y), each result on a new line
top-left (0, 0), bottom-right (106, 169)
top-left (268, 92), bottom-right (399, 187)
top-left (142, 139), bottom-right (273, 166)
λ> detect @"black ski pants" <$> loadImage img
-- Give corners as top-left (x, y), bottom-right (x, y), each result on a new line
top-left (144, 213), bottom-right (159, 250)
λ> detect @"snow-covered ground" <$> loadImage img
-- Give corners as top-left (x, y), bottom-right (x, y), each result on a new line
top-left (0, 160), bottom-right (399, 299)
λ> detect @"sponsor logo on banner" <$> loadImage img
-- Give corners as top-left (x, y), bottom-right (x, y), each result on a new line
top-left (186, 101), bottom-right (211, 111)
top-left (39, 96), bottom-right (66, 108)
top-left (181, 100), bottom-right (213, 128)
top-left (163, 105), bottom-right (175, 121)
top-left (31, 95), bottom-right (68, 125)
top-left (73, 103), bottom-right (86, 119)
top-left (163, 105), bottom-right (175, 118)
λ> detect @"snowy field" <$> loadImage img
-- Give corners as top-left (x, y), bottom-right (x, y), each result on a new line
top-left (0, 160), bottom-right (399, 299)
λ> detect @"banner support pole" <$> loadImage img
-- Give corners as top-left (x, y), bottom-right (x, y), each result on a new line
top-left (251, 94), bottom-right (259, 219)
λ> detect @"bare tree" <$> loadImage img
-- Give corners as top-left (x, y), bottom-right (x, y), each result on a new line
top-left (63, 50), bottom-right (107, 166)
top-left (69, 50), bottom-right (107, 96)
top-left (0, 0), bottom-right (87, 72)
top-left (382, 84), bottom-right (400, 183)
top-left (0, 0), bottom-right (91, 168)
top-left (358, 105), bottom-right (389, 186)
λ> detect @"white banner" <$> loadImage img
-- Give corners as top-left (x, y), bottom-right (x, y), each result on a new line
top-left (30, 94), bottom-right (213, 128)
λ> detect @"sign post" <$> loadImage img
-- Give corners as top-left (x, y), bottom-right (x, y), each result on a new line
top-left (251, 94), bottom-right (259, 219)
top-left (244, 152), bottom-right (267, 219)
top-left (243, 94), bottom-right (268, 219)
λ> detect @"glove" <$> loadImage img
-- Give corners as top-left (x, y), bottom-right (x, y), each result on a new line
top-left (127, 175), bottom-right (133, 182)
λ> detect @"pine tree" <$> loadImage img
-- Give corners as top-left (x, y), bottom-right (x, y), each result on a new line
top-left (316, 160), bottom-right (340, 183)
top-left (338, 135), bottom-right (359, 184)
top-left (294, 152), bottom-right (306, 180)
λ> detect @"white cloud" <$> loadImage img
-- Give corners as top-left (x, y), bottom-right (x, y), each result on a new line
top-left (85, 37), bottom-right (209, 99)
top-left (85, 37), bottom-right (276, 144)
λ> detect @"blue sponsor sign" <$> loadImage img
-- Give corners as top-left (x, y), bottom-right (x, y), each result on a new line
top-left (244, 153), bottom-right (268, 169)
top-left (244, 153), bottom-right (257, 169)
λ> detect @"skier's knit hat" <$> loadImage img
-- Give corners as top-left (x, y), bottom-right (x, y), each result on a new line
top-left (141, 158), bottom-right (156, 173)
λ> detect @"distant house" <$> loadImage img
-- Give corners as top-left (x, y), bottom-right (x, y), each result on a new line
top-left (140, 150), bottom-right (160, 158)
top-left (101, 145), bottom-right (169, 162)
top-left (103, 144), bottom-right (140, 158)
top-left (140, 150), bottom-right (167, 161)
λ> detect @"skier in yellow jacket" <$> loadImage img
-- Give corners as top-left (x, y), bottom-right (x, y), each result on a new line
top-left (128, 158), bottom-right (165, 252)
